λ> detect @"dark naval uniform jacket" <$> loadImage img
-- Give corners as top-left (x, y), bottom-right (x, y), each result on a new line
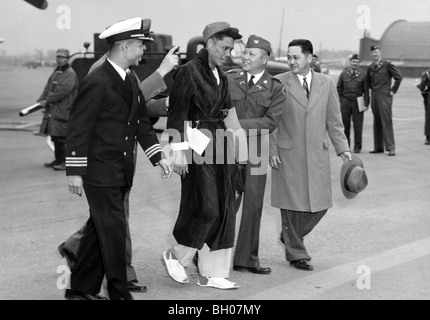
top-left (65, 60), bottom-right (162, 188)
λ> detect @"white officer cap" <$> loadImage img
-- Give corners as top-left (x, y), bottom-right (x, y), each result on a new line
top-left (99, 17), bottom-right (154, 44)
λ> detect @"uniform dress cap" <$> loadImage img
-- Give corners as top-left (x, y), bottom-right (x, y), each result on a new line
top-left (56, 48), bottom-right (70, 57)
top-left (245, 35), bottom-right (272, 55)
top-left (370, 45), bottom-right (381, 51)
top-left (340, 154), bottom-right (368, 199)
top-left (203, 21), bottom-right (242, 43)
top-left (99, 17), bottom-right (153, 44)
top-left (350, 53), bottom-right (360, 61)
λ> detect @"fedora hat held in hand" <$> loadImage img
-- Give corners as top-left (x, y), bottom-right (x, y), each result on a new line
top-left (340, 155), bottom-right (368, 199)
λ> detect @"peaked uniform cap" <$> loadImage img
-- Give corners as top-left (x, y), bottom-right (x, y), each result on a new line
top-left (99, 17), bottom-right (153, 44)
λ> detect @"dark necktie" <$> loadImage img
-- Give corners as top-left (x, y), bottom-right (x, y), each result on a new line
top-left (124, 72), bottom-right (133, 107)
top-left (303, 76), bottom-right (309, 99)
top-left (248, 75), bottom-right (255, 89)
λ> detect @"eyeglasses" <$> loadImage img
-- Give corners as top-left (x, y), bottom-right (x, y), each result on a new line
top-left (56, 55), bottom-right (68, 59)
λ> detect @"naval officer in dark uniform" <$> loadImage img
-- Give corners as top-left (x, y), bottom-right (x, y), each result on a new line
top-left (58, 19), bottom-right (178, 294)
top-left (365, 45), bottom-right (403, 156)
top-left (227, 35), bottom-right (285, 275)
top-left (65, 17), bottom-right (171, 300)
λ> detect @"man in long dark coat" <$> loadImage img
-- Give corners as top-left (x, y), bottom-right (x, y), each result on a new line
top-left (163, 22), bottom-right (243, 290)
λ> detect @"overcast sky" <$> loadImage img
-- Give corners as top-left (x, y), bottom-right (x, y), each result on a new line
top-left (1, 0), bottom-right (430, 56)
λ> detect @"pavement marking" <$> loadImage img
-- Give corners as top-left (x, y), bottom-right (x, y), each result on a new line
top-left (243, 237), bottom-right (430, 300)
top-left (393, 117), bottom-right (423, 121)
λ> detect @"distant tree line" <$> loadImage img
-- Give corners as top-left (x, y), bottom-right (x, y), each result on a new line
top-left (0, 49), bottom-right (57, 68)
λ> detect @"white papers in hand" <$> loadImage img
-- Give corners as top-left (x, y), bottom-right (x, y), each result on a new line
top-left (186, 125), bottom-right (211, 156)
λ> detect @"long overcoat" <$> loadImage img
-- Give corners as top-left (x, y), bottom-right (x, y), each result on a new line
top-left (270, 70), bottom-right (349, 212)
top-left (167, 49), bottom-right (239, 251)
top-left (38, 64), bottom-right (78, 137)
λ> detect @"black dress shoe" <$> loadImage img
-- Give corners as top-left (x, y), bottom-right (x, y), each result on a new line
top-left (65, 289), bottom-right (107, 300)
top-left (127, 280), bottom-right (147, 292)
top-left (279, 234), bottom-right (311, 261)
top-left (425, 136), bottom-right (430, 145)
top-left (354, 148), bottom-right (361, 154)
top-left (388, 150), bottom-right (396, 156)
top-left (44, 160), bottom-right (59, 168)
top-left (290, 259), bottom-right (314, 271)
top-left (53, 162), bottom-right (66, 170)
top-left (58, 242), bottom-right (77, 271)
top-left (233, 265), bottom-right (271, 274)
top-left (369, 150), bottom-right (384, 154)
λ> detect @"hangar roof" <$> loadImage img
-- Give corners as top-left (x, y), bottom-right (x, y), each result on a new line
top-left (380, 20), bottom-right (430, 61)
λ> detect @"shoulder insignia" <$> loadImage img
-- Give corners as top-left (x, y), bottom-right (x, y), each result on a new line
top-left (282, 85), bottom-right (287, 96)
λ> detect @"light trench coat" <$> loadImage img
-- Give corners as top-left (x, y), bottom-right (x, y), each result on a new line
top-left (270, 70), bottom-right (349, 212)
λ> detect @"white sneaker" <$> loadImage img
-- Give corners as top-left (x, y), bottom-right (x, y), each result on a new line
top-left (163, 250), bottom-right (189, 284)
top-left (197, 277), bottom-right (239, 290)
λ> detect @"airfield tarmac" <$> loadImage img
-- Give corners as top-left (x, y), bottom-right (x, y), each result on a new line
top-left (0, 66), bottom-right (429, 301)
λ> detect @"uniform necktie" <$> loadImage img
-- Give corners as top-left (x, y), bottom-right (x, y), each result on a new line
top-left (248, 75), bottom-right (255, 89)
top-left (124, 72), bottom-right (133, 107)
top-left (303, 76), bottom-right (309, 99)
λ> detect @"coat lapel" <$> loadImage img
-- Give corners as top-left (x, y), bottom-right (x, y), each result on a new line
top-left (307, 70), bottom-right (324, 110)
top-left (287, 73), bottom-right (308, 108)
top-left (102, 61), bottom-right (126, 100)
top-left (233, 70), bottom-right (248, 94)
top-left (248, 70), bottom-right (271, 94)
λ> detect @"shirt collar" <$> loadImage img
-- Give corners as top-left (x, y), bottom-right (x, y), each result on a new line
top-left (107, 58), bottom-right (130, 81)
top-left (247, 70), bottom-right (265, 84)
top-left (296, 70), bottom-right (312, 86)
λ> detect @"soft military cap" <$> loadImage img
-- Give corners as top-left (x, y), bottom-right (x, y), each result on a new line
top-left (370, 45), bottom-right (381, 51)
top-left (203, 21), bottom-right (242, 43)
top-left (99, 17), bottom-right (153, 44)
top-left (245, 35), bottom-right (272, 56)
top-left (56, 48), bottom-right (70, 57)
top-left (350, 53), bottom-right (360, 61)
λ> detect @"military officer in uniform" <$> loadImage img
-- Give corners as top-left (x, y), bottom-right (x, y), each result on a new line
top-left (58, 19), bottom-right (178, 294)
top-left (227, 35), bottom-right (285, 275)
top-left (365, 45), bottom-right (403, 156)
top-left (65, 17), bottom-right (171, 300)
top-left (336, 54), bottom-right (369, 153)
top-left (416, 69), bottom-right (430, 145)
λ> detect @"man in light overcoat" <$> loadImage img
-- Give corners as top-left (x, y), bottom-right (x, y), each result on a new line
top-left (269, 39), bottom-right (351, 271)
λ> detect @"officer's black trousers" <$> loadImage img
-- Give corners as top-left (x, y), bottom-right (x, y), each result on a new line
top-left (71, 184), bottom-right (132, 300)
top-left (341, 98), bottom-right (364, 151)
top-left (51, 135), bottom-right (65, 163)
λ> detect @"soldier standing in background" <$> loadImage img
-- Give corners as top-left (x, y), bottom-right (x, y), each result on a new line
top-left (38, 48), bottom-right (78, 171)
top-left (337, 54), bottom-right (368, 153)
top-left (366, 45), bottom-right (403, 156)
top-left (416, 69), bottom-right (430, 145)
